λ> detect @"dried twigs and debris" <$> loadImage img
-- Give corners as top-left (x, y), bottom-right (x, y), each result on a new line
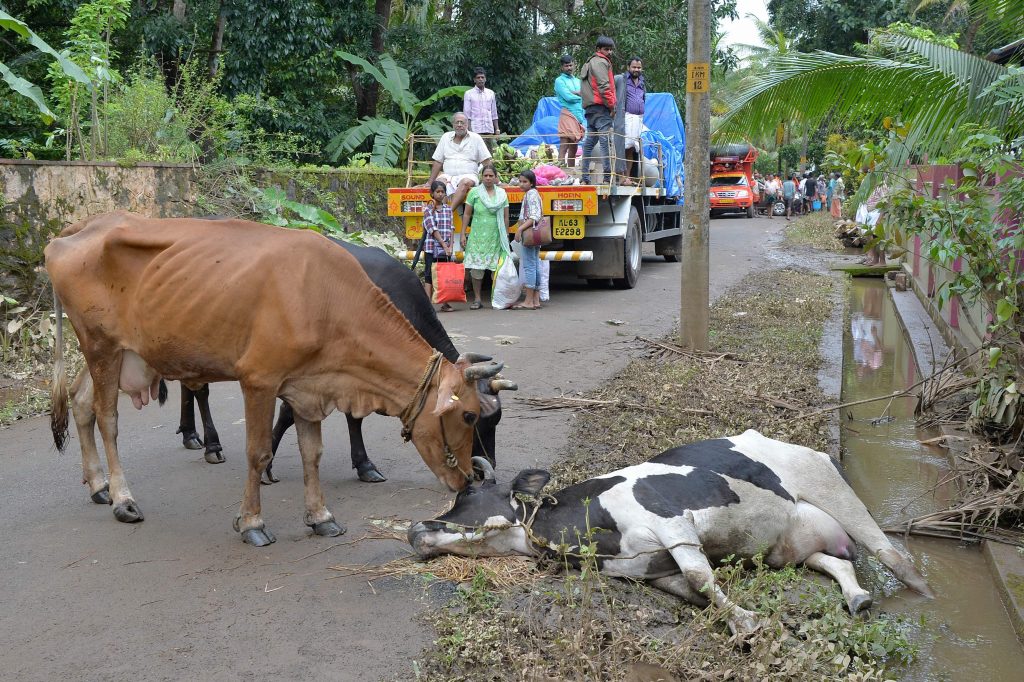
top-left (886, 442), bottom-right (1024, 545)
top-left (330, 555), bottom-right (544, 591)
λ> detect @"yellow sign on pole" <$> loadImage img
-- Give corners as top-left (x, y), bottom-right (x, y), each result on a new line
top-left (686, 63), bottom-right (709, 93)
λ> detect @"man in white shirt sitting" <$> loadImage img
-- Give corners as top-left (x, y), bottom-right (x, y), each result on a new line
top-left (424, 112), bottom-right (492, 213)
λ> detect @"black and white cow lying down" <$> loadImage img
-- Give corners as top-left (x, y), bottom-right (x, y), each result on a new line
top-left (408, 430), bottom-right (934, 636)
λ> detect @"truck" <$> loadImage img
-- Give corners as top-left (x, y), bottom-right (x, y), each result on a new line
top-left (387, 94), bottom-right (686, 289)
top-left (709, 143), bottom-right (759, 219)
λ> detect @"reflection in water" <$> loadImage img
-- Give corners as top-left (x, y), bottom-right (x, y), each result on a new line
top-left (841, 280), bottom-right (1024, 681)
top-left (851, 284), bottom-right (885, 375)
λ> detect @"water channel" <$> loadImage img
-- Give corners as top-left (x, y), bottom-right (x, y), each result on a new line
top-left (841, 278), bottom-right (1024, 681)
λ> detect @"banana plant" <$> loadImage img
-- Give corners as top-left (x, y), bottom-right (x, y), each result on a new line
top-left (327, 51), bottom-right (468, 168)
top-left (0, 10), bottom-right (90, 123)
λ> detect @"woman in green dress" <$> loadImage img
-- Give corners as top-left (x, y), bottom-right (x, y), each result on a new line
top-left (460, 164), bottom-right (510, 309)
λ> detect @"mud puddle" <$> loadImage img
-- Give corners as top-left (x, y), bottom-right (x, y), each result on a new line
top-left (841, 279), bottom-right (1024, 680)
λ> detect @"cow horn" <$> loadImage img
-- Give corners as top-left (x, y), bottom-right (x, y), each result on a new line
top-left (464, 361), bottom-right (504, 381)
top-left (472, 456), bottom-right (496, 481)
top-left (490, 378), bottom-right (518, 392)
top-left (458, 352), bottom-right (493, 364)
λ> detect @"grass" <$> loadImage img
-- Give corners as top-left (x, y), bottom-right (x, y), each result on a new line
top-left (784, 212), bottom-right (847, 253)
top-left (409, 266), bottom-right (918, 681)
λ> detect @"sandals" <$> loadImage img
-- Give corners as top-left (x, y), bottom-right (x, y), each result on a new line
top-left (470, 301), bottom-right (482, 310)
top-left (439, 303), bottom-right (454, 312)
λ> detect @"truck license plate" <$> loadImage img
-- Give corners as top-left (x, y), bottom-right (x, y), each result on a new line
top-left (552, 215), bottom-right (585, 239)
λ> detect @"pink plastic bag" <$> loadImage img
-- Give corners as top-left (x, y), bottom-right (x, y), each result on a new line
top-left (532, 164), bottom-right (567, 186)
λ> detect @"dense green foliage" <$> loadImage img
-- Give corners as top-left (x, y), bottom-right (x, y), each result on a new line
top-left (1, 0), bottom-right (742, 166)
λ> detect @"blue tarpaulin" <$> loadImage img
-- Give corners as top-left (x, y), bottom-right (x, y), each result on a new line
top-left (509, 94), bottom-right (686, 199)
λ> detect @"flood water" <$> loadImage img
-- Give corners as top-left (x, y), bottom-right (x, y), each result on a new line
top-left (840, 279), bottom-right (1024, 681)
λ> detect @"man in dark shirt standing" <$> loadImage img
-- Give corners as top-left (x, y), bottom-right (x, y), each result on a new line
top-left (622, 57), bottom-right (646, 183)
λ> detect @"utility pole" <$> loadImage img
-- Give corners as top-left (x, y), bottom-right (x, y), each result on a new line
top-left (680, 0), bottom-right (711, 349)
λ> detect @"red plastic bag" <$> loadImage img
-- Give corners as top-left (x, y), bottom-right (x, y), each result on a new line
top-left (432, 261), bottom-right (467, 304)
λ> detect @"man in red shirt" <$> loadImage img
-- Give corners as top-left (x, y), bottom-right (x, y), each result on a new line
top-left (579, 35), bottom-right (617, 185)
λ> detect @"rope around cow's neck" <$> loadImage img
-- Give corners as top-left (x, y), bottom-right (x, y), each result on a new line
top-left (399, 351), bottom-right (468, 476)
top-left (400, 351), bottom-right (444, 441)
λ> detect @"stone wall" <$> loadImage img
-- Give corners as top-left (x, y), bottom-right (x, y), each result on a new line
top-left (0, 159), bottom-right (408, 301)
top-left (0, 159), bottom-right (405, 231)
top-left (1, 159), bottom-right (199, 225)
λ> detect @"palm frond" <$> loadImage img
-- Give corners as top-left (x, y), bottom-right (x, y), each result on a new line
top-left (885, 34), bottom-right (1009, 123)
top-left (969, 0), bottom-right (1024, 34)
top-left (715, 41), bottom-right (1012, 158)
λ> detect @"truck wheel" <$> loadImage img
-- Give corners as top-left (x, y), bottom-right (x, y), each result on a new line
top-left (613, 207), bottom-right (642, 289)
top-left (746, 205), bottom-right (754, 219)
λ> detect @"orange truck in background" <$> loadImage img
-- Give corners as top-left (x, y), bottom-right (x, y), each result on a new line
top-left (709, 143), bottom-right (759, 219)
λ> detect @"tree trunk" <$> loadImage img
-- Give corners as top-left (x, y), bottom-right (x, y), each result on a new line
top-left (961, 18), bottom-right (981, 54)
top-left (208, 1), bottom-right (226, 80)
top-left (173, 0), bottom-right (187, 21)
top-left (355, 0), bottom-right (394, 119)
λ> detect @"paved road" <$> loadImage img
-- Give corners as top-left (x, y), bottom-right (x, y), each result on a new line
top-left (0, 214), bottom-right (782, 681)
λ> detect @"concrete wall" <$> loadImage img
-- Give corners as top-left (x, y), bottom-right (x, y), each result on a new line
top-left (901, 164), bottom-right (990, 353)
top-left (0, 159), bottom-right (407, 301)
top-left (0, 159), bottom-right (403, 233)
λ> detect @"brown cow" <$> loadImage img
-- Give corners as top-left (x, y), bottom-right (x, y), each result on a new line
top-left (46, 211), bottom-right (503, 546)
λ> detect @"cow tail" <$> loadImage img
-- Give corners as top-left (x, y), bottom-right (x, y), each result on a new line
top-left (158, 379), bottom-right (168, 406)
top-left (50, 291), bottom-right (70, 453)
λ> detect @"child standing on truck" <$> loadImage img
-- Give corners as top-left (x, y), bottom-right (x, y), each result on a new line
top-left (422, 180), bottom-right (456, 311)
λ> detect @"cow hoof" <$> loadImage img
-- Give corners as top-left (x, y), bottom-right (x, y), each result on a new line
top-left (204, 450), bottom-right (225, 464)
top-left (311, 518), bottom-right (347, 537)
top-left (112, 500), bottom-right (144, 523)
top-left (181, 433), bottom-right (203, 450)
top-left (241, 528), bottom-right (277, 547)
top-left (261, 466), bottom-right (280, 485)
top-left (357, 467), bottom-right (386, 483)
top-left (849, 593), bottom-right (873, 613)
top-left (90, 483), bottom-right (111, 505)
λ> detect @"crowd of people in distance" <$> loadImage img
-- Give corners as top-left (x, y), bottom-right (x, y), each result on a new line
top-left (754, 170), bottom-right (846, 220)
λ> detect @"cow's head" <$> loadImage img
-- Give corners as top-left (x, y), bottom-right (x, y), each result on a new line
top-left (408, 468), bottom-right (551, 559)
top-left (471, 375), bottom-right (517, 469)
top-left (410, 354), bottom-right (506, 492)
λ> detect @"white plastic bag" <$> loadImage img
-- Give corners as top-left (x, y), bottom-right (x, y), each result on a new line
top-left (491, 253), bottom-right (522, 309)
top-left (539, 259), bottom-right (550, 302)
